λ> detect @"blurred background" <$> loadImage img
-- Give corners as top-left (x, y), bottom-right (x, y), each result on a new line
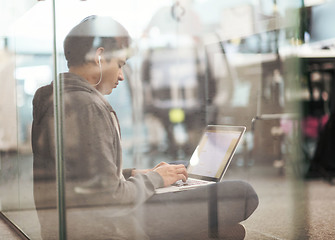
top-left (1, 0), bottom-right (335, 239)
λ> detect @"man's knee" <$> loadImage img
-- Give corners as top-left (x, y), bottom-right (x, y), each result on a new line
top-left (216, 180), bottom-right (259, 223)
top-left (242, 181), bottom-right (259, 220)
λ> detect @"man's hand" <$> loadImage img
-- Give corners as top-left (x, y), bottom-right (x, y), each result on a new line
top-left (131, 162), bottom-right (188, 187)
top-left (152, 162), bottom-right (169, 170)
top-left (154, 164), bottom-right (188, 187)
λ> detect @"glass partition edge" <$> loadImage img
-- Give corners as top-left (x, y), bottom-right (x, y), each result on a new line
top-left (52, 0), bottom-right (67, 239)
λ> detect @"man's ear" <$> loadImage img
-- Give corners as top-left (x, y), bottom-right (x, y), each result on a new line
top-left (95, 47), bottom-right (104, 65)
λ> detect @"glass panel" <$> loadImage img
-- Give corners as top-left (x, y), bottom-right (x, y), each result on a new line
top-left (5, 0), bottom-right (331, 239)
top-left (0, 0), bottom-right (56, 239)
top-left (51, 0), bottom-right (305, 239)
top-left (52, 0), bottom-right (307, 239)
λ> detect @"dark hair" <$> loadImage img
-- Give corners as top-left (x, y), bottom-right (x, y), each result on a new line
top-left (64, 36), bottom-right (129, 67)
top-left (63, 16), bottom-right (131, 68)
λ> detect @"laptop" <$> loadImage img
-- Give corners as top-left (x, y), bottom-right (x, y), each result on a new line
top-left (155, 125), bottom-right (246, 194)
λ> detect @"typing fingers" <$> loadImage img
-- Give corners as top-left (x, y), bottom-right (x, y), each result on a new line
top-left (175, 165), bottom-right (188, 181)
top-left (154, 164), bottom-right (188, 186)
top-left (178, 173), bottom-right (187, 182)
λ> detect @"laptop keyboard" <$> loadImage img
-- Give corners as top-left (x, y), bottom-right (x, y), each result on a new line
top-left (155, 177), bottom-right (215, 194)
top-left (172, 178), bottom-right (209, 187)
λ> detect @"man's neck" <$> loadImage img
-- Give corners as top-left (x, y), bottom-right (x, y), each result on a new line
top-left (69, 65), bottom-right (98, 86)
top-left (69, 65), bottom-right (108, 95)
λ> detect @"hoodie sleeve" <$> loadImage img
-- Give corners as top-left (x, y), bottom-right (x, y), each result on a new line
top-left (122, 168), bottom-right (134, 179)
top-left (62, 94), bottom-right (163, 207)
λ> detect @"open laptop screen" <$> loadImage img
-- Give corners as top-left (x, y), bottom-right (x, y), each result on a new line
top-left (187, 125), bottom-right (246, 182)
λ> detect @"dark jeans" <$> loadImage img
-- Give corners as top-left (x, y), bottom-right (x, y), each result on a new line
top-left (36, 180), bottom-right (258, 240)
top-left (139, 180), bottom-right (259, 240)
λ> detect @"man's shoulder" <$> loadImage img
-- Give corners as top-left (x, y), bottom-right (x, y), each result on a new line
top-left (63, 91), bottom-right (112, 118)
top-left (35, 83), bottom-right (53, 95)
top-left (33, 83), bottom-right (53, 106)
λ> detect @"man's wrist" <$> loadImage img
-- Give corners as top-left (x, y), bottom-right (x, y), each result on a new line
top-left (132, 168), bottom-right (152, 176)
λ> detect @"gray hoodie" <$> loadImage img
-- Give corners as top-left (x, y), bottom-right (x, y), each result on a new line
top-left (32, 72), bottom-right (163, 209)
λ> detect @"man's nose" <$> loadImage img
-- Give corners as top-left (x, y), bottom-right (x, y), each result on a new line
top-left (118, 70), bottom-right (124, 81)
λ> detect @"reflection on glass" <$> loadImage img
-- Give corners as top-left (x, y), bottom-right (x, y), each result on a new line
top-left (0, 0), bottom-right (317, 239)
top-left (0, 1), bottom-right (54, 239)
top-left (31, 12), bottom-right (259, 239)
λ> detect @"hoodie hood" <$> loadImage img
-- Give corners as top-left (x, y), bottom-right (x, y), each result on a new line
top-left (32, 83), bottom-right (53, 125)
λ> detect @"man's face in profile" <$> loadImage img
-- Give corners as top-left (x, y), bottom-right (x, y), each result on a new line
top-left (100, 55), bottom-right (127, 95)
